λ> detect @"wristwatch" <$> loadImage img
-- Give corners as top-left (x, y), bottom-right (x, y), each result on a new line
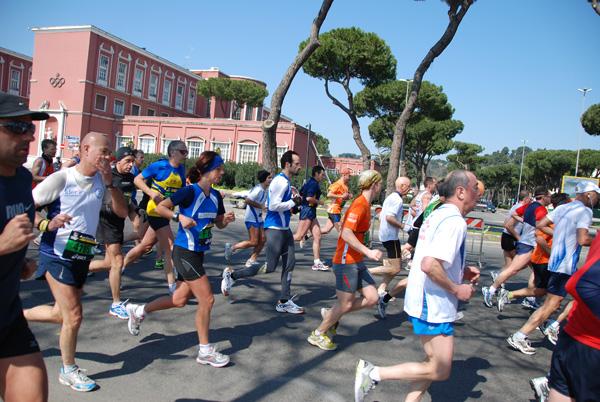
top-left (172, 212), bottom-right (180, 222)
top-left (106, 180), bottom-right (117, 189)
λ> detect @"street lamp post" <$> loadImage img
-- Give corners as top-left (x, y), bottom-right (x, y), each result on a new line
top-left (398, 78), bottom-right (413, 176)
top-left (575, 88), bottom-right (592, 177)
top-left (517, 139), bottom-right (528, 201)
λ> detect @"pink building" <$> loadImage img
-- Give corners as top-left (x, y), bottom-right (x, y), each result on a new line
top-left (320, 156), bottom-right (380, 176)
top-left (22, 25), bottom-right (317, 167)
top-left (0, 47), bottom-right (33, 100)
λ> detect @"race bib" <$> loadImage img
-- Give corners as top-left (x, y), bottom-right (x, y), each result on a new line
top-left (198, 224), bottom-right (214, 246)
top-left (122, 191), bottom-right (133, 205)
top-left (62, 231), bottom-right (97, 261)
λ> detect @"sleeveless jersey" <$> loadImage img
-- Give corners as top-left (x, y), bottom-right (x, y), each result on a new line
top-left (32, 156), bottom-right (55, 189)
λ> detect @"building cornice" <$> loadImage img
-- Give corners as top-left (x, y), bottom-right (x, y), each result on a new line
top-left (0, 47), bottom-right (33, 61)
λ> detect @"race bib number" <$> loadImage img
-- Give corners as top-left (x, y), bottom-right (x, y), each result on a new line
top-left (62, 231), bottom-right (97, 261)
top-left (198, 224), bottom-right (214, 246)
top-left (122, 191), bottom-right (133, 205)
top-left (164, 186), bottom-right (178, 199)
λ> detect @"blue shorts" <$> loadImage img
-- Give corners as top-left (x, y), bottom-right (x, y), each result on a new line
top-left (547, 272), bottom-right (571, 297)
top-left (408, 315), bottom-right (454, 336)
top-left (299, 206), bottom-right (317, 221)
top-left (36, 253), bottom-right (90, 289)
top-left (333, 261), bottom-right (375, 293)
top-left (515, 243), bottom-right (534, 255)
top-left (549, 330), bottom-right (600, 401)
top-left (148, 216), bottom-right (170, 231)
top-left (245, 221), bottom-right (263, 230)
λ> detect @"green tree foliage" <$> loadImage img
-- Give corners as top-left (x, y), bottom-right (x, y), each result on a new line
top-left (197, 78), bottom-right (268, 117)
top-left (478, 164), bottom-right (522, 204)
top-left (300, 27), bottom-right (397, 170)
top-left (446, 141), bottom-right (487, 172)
top-left (312, 132), bottom-right (331, 157)
top-left (359, 81), bottom-right (462, 187)
top-left (582, 103), bottom-right (600, 136)
top-left (338, 153), bottom-right (361, 159)
top-left (234, 162), bottom-right (263, 189)
top-left (524, 149), bottom-right (575, 190)
top-left (576, 149), bottom-right (600, 178)
top-left (221, 161), bottom-right (238, 188)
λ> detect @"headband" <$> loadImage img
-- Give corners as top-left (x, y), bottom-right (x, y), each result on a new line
top-left (200, 154), bottom-right (224, 174)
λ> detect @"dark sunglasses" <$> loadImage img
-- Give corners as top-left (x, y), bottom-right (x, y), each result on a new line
top-left (0, 121), bottom-right (36, 135)
top-left (178, 149), bottom-right (189, 156)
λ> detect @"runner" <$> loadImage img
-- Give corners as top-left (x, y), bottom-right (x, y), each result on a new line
top-left (24, 132), bottom-right (128, 392)
top-left (307, 170), bottom-right (384, 351)
top-left (31, 139), bottom-right (56, 189)
top-left (321, 168), bottom-right (353, 235)
top-left (0, 93), bottom-right (49, 401)
top-left (354, 170), bottom-right (480, 402)
top-left (224, 169), bottom-right (271, 267)
top-left (125, 151), bottom-right (234, 367)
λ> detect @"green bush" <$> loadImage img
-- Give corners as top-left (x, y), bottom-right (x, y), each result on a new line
top-left (235, 162), bottom-right (262, 189)
top-left (221, 161), bottom-right (237, 188)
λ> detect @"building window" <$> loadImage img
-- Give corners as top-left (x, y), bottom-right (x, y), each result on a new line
top-left (175, 85), bottom-right (184, 109)
top-left (277, 146), bottom-right (288, 163)
top-left (327, 168), bottom-right (339, 176)
top-left (139, 137), bottom-right (155, 154)
top-left (161, 112), bottom-right (169, 117)
top-left (232, 102), bottom-right (242, 120)
top-left (245, 106), bottom-right (254, 121)
top-left (133, 68), bottom-right (143, 95)
top-left (238, 143), bottom-right (258, 163)
top-left (97, 54), bottom-right (110, 86)
top-left (205, 97), bottom-right (211, 118)
top-left (115, 135), bottom-right (133, 149)
top-left (187, 90), bottom-right (195, 113)
top-left (162, 80), bottom-right (172, 105)
top-left (116, 62), bottom-right (127, 91)
top-left (147, 108), bottom-right (155, 116)
top-left (211, 142), bottom-right (231, 162)
top-left (187, 140), bottom-right (205, 159)
top-left (149, 74), bottom-right (158, 100)
top-left (161, 138), bottom-right (175, 155)
top-left (131, 104), bottom-right (141, 116)
top-left (9, 70), bottom-right (20, 94)
top-left (114, 99), bottom-right (125, 116)
top-left (94, 94), bottom-right (107, 111)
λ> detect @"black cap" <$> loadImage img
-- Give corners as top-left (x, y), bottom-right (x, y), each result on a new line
top-left (115, 147), bottom-right (135, 161)
top-left (0, 93), bottom-right (49, 120)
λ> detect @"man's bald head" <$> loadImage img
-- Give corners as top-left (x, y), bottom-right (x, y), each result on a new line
top-left (81, 132), bottom-right (110, 148)
top-left (395, 176), bottom-right (412, 196)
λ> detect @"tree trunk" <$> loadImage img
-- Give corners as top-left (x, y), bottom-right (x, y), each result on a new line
top-left (592, 0), bottom-right (600, 17)
top-left (386, 0), bottom-right (473, 195)
top-left (350, 113), bottom-right (372, 172)
top-left (261, 0), bottom-right (334, 175)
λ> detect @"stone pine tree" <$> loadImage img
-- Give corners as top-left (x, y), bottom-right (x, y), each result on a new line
top-left (261, 0), bottom-right (334, 175)
top-left (446, 141), bottom-right (487, 172)
top-left (582, 103), bottom-right (600, 136)
top-left (300, 27), bottom-right (397, 171)
top-left (386, 0), bottom-right (475, 195)
top-left (197, 78), bottom-right (268, 118)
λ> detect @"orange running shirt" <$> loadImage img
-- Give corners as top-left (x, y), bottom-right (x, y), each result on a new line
top-left (531, 225), bottom-right (553, 265)
top-left (326, 179), bottom-right (349, 214)
top-left (333, 194), bottom-right (371, 264)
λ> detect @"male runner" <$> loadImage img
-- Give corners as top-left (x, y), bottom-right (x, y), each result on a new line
top-left (322, 168), bottom-right (353, 235)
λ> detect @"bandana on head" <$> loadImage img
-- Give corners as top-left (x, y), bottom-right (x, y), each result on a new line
top-left (200, 154), bottom-right (224, 174)
top-left (357, 170), bottom-right (382, 190)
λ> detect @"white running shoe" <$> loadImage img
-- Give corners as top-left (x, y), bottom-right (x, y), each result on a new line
top-left (196, 344), bottom-right (230, 368)
top-left (125, 303), bottom-right (144, 336)
top-left (276, 295), bottom-right (305, 314)
top-left (530, 376), bottom-right (550, 402)
top-left (221, 268), bottom-right (234, 296)
top-left (224, 243), bottom-right (234, 261)
top-left (507, 333), bottom-right (536, 355)
top-left (59, 366), bottom-right (97, 392)
top-left (245, 259), bottom-right (257, 268)
top-left (312, 260), bottom-right (330, 271)
top-left (355, 359), bottom-right (378, 402)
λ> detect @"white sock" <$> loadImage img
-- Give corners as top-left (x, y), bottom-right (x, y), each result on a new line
top-left (549, 319), bottom-right (559, 329)
top-left (135, 305), bottom-right (146, 318)
top-left (111, 302), bottom-right (121, 308)
top-left (314, 259), bottom-right (320, 265)
top-left (490, 286), bottom-right (497, 295)
top-left (62, 364), bottom-right (77, 373)
top-left (516, 331), bottom-right (527, 340)
top-left (199, 344), bottom-right (211, 354)
top-left (168, 283), bottom-right (177, 293)
top-left (369, 366), bottom-right (381, 382)
top-left (314, 329), bottom-right (323, 336)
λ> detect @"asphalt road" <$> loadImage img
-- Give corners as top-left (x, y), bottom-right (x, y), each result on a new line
top-left (20, 208), bottom-right (576, 402)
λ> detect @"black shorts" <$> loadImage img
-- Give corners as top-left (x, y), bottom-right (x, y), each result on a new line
top-left (382, 240), bottom-right (401, 259)
top-left (0, 312), bottom-right (41, 358)
top-left (549, 330), bottom-right (600, 401)
top-left (96, 214), bottom-right (125, 245)
top-left (148, 216), bottom-right (170, 231)
top-left (547, 272), bottom-right (570, 297)
top-left (172, 245), bottom-right (206, 282)
top-left (328, 213), bottom-right (341, 223)
top-left (501, 232), bottom-right (517, 252)
top-left (532, 262), bottom-right (551, 289)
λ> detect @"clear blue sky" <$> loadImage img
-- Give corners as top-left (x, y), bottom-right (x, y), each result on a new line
top-left (3, 0), bottom-right (599, 159)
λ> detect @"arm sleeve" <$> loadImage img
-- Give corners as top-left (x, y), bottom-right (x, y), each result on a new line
top-left (32, 170), bottom-right (68, 206)
top-left (575, 265), bottom-right (600, 320)
top-left (268, 178), bottom-right (295, 212)
top-left (141, 162), bottom-right (159, 179)
top-left (169, 185), bottom-right (195, 209)
top-left (384, 195), bottom-right (402, 217)
top-left (216, 191), bottom-right (225, 216)
top-left (576, 209), bottom-right (593, 230)
top-left (516, 204), bottom-right (527, 217)
top-left (534, 206), bottom-right (548, 221)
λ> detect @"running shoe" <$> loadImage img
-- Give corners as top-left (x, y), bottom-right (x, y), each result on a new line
top-left (521, 297), bottom-right (540, 310)
top-left (155, 258), bottom-right (164, 269)
top-left (224, 243), bottom-right (234, 262)
top-left (299, 238), bottom-right (305, 249)
top-left (276, 295), bottom-right (305, 314)
top-left (221, 267), bottom-right (233, 296)
top-left (143, 249), bottom-right (153, 256)
top-left (59, 366), bottom-right (97, 392)
top-left (497, 288), bottom-right (511, 312)
top-left (538, 321), bottom-right (559, 345)
top-left (109, 301), bottom-right (129, 320)
top-left (320, 307), bottom-right (339, 337)
top-left (355, 359), bottom-right (378, 402)
top-left (405, 260), bottom-right (412, 271)
top-left (482, 286), bottom-right (494, 308)
top-left (245, 259), bottom-right (257, 268)
top-left (377, 296), bottom-right (388, 319)
top-left (455, 311), bottom-right (465, 321)
top-left (401, 249), bottom-right (411, 262)
top-left (307, 331), bottom-right (337, 351)
top-left (377, 289), bottom-right (395, 302)
top-left (196, 344), bottom-right (230, 368)
top-left (312, 261), bottom-right (330, 271)
top-left (490, 269), bottom-right (501, 283)
top-left (507, 333), bottom-right (536, 355)
top-left (33, 232), bottom-right (43, 246)
top-left (125, 303), bottom-right (144, 336)
top-left (529, 376), bottom-right (550, 402)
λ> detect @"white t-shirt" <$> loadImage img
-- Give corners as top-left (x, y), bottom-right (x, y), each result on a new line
top-left (503, 202), bottom-right (524, 236)
top-left (244, 184), bottom-right (266, 224)
top-left (378, 191), bottom-right (404, 242)
top-left (404, 203), bottom-right (466, 323)
top-left (547, 200), bottom-right (592, 275)
top-left (406, 190), bottom-right (428, 226)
